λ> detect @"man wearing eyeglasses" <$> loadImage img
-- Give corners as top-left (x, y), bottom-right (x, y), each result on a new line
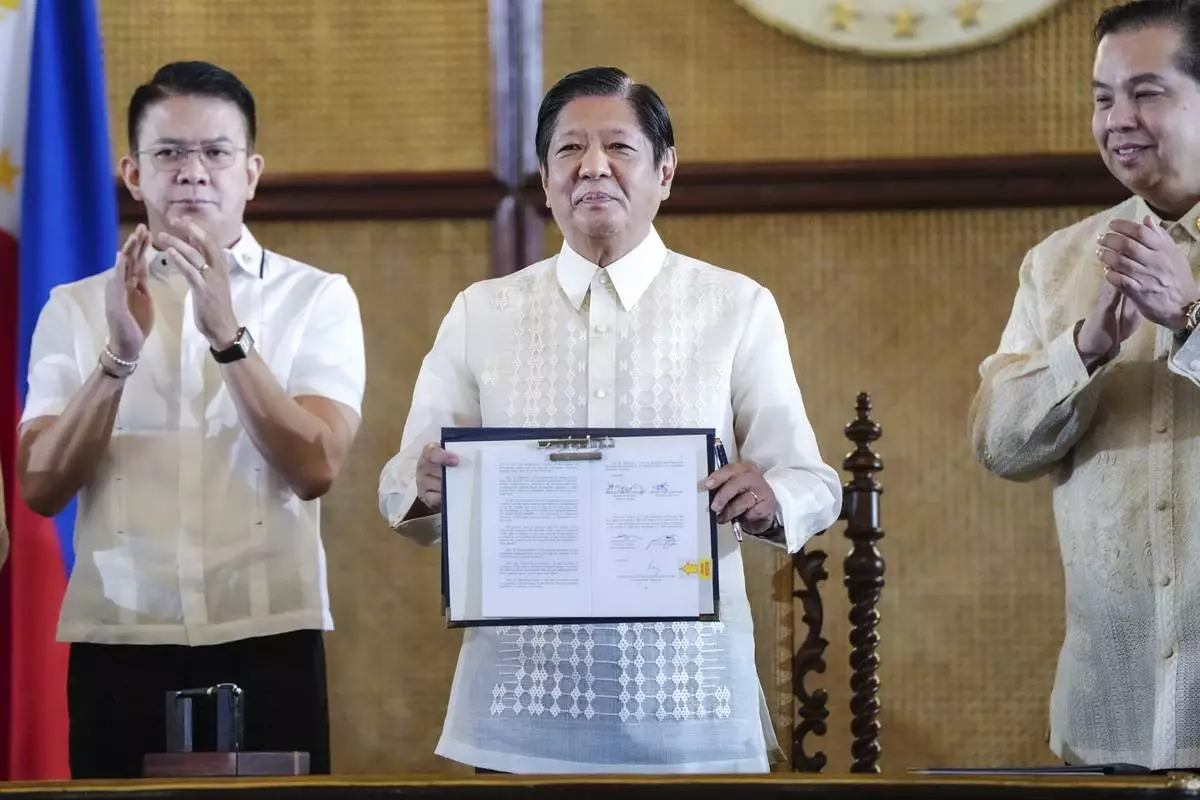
top-left (16, 61), bottom-right (365, 779)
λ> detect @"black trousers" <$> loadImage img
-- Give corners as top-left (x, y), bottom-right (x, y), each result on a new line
top-left (67, 629), bottom-right (330, 779)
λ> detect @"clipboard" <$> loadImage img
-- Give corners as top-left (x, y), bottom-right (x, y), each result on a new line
top-left (439, 427), bottom-right (720, 627)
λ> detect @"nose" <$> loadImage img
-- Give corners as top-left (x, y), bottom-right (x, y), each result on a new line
top-left (175, 150), bottom-right (210, 185)
top-left (578, 142), bottom-right (611, 180)
top-left (1107, 96), bottom-right (1138, 132)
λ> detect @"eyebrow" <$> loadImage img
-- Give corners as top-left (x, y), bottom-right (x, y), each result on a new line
top-left (555, 126), bottom-right (638, 138)
top-left (1092, 72), bottom-right (1168, 90)
top-left (150, 136), bottom-right (236, 146)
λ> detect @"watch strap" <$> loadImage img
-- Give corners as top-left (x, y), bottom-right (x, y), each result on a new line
top-left (211, 327), bottom-right (251, 363)
top-left (1185, 299), bottom-right (1200, 334)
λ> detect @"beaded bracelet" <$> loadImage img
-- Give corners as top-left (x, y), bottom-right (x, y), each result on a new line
top-left (99, 345), bottom-right (138, 379)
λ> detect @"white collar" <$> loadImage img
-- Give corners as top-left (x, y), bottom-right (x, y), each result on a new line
top-left (554, 227), bottom-right (669, 311)
top-left (146, 224), bottom-right (266, 280)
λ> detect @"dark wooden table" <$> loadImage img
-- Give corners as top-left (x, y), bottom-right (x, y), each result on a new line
top-left (3, 774), bottom-right (1200, 800)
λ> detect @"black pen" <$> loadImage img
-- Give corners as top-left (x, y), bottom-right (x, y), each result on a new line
top-left (713, 437), bottom-right (743, 542)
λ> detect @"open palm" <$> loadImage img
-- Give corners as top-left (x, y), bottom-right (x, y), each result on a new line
top-left (106, 224), bottom-right (155, 360)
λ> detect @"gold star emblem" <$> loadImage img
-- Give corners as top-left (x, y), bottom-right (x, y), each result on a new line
top-left (891, 8), bottom-right (920, 38)
top-left (830, 0), bottom-right (858, 32)
top-left (953, 0), bottom-right (983, 28)
top-left (0, 0), bottom-right (20, 17)
top-left (0, 148), bottom-right (20, 194)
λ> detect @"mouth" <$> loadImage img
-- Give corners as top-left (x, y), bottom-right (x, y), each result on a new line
top-left (1111, 144), bottom-right (1153, 162)
top-left (169, 199), bottom-right (217, 207)
top-left (575, 191), bottom-right (615, 206)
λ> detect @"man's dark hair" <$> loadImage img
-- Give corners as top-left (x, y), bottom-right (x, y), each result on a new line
top-left (534, 66), bottom-right (674, 168)
top-left (127, 61), bottom-right (257, 152)
top-left (1094, 0), bottom-right (1200, 82)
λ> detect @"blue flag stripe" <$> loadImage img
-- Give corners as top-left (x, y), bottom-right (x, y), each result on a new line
top-left (19, 0), bottom-right (117, 575)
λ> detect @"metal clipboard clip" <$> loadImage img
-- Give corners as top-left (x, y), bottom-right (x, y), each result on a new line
top-left (537, 435), bottom-right (616, 461)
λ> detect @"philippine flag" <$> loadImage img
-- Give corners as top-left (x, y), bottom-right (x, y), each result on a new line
top-left (0, 0), bottom-right (117, 781)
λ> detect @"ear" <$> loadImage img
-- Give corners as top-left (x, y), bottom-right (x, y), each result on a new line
top-left (119, 154), bottom-right (143, 202)
top-left (246, 153), bottom-right (265, 202)
top-left (658, 146), bottom-right (677, 201)
top-left (540, 163), bottom-right (550, 208)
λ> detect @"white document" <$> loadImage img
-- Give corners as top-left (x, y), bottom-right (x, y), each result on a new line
top-left (591, 451), bottom-right (699, 617)
top-left (480, 447), bottom-right (592, 618)
top-left (444, 431), bottom-right (716, 624)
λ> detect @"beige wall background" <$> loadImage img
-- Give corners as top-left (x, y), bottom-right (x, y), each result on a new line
top-left (100, 0), bottom-right (1119, 775)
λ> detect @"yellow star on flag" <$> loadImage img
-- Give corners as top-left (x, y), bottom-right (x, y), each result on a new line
top-left (0, 148), bottom-right (20, 194)
top-left (0, 0), bottom-right (20, 17)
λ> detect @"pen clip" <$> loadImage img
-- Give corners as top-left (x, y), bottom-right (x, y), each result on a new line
top-left (712, 437), bottom-right (743, 542)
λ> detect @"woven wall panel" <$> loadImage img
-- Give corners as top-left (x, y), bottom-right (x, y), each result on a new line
top-left (114, 203), bottom-right (1100, 774)
top-left (543, 0), bottom-right (1110, 162)
top-left (98, 0), bottom-right (1132, 772)
top-left (99, 0), bottom-right (491, 172)
top-left (254, 219), bottom-right (489, 774)
top-left (115, 204), bottom-right (1105, 772)
top-left (633, 207), bottom-right (1105, 771)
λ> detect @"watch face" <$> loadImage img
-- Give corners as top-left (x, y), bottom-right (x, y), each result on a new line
top-left (237, 328), bottom-right (255, 352)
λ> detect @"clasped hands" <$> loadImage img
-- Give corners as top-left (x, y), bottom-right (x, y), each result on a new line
top-left (416, 442), bottom-right (779, 534)
top-left (105, 216), bottom-right (242, 364)
top-left (1079, 215), bottom-right (1200, 367)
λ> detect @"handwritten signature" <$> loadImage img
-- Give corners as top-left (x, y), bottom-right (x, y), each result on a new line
top-left (646, 535), bottom-right (679, 550)
top-left (606, 482), bottom-right (646, 496)
top-left (611, 533), bottom-right (642, 546)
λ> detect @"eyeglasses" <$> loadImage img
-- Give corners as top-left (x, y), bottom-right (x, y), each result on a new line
top-left (135, 144), bottom-right (248, 171)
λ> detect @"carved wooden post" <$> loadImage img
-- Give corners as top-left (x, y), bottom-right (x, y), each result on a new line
top-left (791, 532), bottom-right (829, 772)
top-left (842, 392), bottom-right (884, 773)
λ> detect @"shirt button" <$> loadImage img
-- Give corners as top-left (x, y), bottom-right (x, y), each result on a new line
top-left (595, 389), bottom-right (607, 399)
top-left (598, 274), bottom-right (610, 286)
top-left (1163, 645), bottom-right (1175, 660)
top-left (1158, 498), bottom-right (1169, 511)
top-left (1161, 574), bottom-right (1173, 587)
top-left (1156, 420), bottom-right (1169, 433)
top-left (242, 252), bottom-right (253, 265)
top-left (594, 324), bottom-right (609, 334)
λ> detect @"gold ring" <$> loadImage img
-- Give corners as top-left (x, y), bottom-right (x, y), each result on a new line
top-left (748, 490), bottom-right (761, 504)
top-left (197, 262), bottom-right (210, 272)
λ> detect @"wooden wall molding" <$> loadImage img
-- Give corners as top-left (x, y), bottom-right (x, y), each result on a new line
top-left (117, 154), bottom-right (1126, 227)
top-left (117, 171), bottom-right (506, 223)
top-left (622, 154), bottom-right (1127, 214)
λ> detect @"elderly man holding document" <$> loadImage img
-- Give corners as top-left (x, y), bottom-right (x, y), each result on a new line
top-left (377, 66), bottom-right (841, 775)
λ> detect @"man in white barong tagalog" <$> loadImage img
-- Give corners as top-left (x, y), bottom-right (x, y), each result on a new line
top-left (378, 65), bottom-right (842, 775)
top-left (17, 61), bottom-right (365, 779)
